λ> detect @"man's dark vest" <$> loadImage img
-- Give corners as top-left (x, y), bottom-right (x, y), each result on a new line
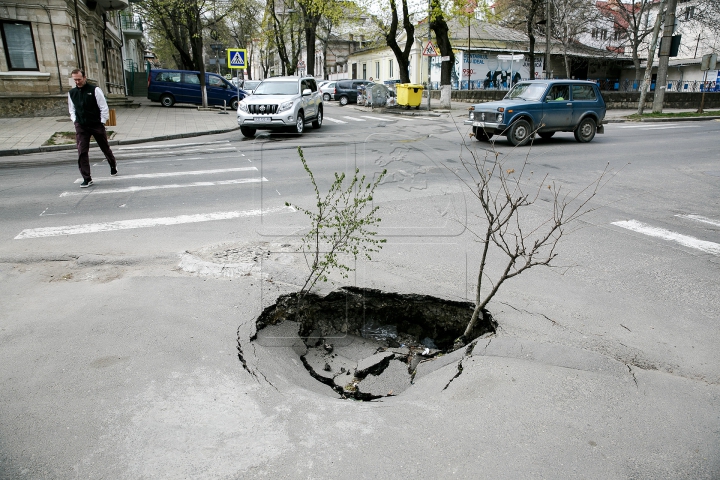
top-left (69, 83), bottom-right (101, 126)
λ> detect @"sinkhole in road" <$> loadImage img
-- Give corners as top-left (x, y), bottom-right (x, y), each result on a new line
top-left (245, 287), bottom-right (497, 401)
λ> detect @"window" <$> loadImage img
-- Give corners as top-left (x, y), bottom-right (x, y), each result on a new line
top-left (181, 73), bottom-right (199, 84)
top-left (156, 71), bottom-right (182, 82)
top-left (389, 59), bottom-right (393, 78)
top-left (362, 63), bottom-right (367, 79)
top-left (546, 84), bottom-right (569, 101)
top-left (375, 62), bottom-right (380, 79)
top-left (613, 29), bottom-right (624, 41)
top-left (684, 6), bottom-right (695, 20)
top-left (0, 20), bottom-right (39, 70)
top-left (600, 29), bottom-right (608, 40)
top-left (208, 75), bottom-right (225, 88)
top-left (572, 85), bottom-right (597, 101)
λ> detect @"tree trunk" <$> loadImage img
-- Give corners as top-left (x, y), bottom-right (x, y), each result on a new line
top-left (385, 0), bottom-right (414, 84)
top-left (429, 0), bottom-right (454, 108)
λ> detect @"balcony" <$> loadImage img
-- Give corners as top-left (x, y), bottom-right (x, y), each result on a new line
top-left (94, 0), bottom-right (130, 10)
top-left (120, 15), bottom-right (143, 39)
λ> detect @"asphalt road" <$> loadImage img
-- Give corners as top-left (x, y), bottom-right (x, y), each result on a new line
top-left (1, 104), bottom-right (718, 478)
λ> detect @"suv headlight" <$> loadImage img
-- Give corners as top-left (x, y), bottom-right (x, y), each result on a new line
top-left (278, 100), bottom-right (294, 113)
top-left (496, 113), bottom-right (503, 122)
top-left (238, 102), bottom-right (248, 113)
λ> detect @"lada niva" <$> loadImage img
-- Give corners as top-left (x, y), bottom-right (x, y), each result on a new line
top-left (464, 80), bottom-right (606, 146)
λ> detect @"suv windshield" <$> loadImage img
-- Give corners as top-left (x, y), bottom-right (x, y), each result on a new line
top-left (253, 81), bottom-right (298, 95)
top-left (505, 83), bottom-right (547, 101)
top-left (244, 80), bottom-right (261, 90)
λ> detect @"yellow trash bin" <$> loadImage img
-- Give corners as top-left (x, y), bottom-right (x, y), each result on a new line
top-left (396, 83), bottom-right (424, 109)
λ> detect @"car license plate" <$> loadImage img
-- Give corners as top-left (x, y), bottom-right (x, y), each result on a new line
top-left (254, 117), bottom-right (272, 123)
top-left (473, 121), bottom-right (485, 127)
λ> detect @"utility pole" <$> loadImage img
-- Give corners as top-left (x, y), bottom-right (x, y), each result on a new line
top-left (637, 0), bottom-right (667, 115)
top-left (545, 0), bottom-right (551, 79)
top-left (427, 0), bottom-right (432, 111)
top-left (652, 0), bottom-right (678, 113)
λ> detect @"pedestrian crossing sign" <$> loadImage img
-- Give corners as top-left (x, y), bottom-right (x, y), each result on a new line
top-left (227, 49), bottom-right (247, 69)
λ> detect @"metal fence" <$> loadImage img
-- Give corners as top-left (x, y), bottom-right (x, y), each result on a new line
top-left (597, 78), bottom-right (719, 92)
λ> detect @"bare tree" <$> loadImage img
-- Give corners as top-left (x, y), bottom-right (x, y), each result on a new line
top-left (597, 0), bottom-right (657, 83)
top-left (551, 0), bottom-right (602, 78)
top-left (494, 0), bottom-right (545, 79)
top-left (451, 136), bottom-right (614, 345)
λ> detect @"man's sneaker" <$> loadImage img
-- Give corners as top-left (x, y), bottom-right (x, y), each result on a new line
top-left (110, 166), bottom-right (118, 176)
top-left (80, 179), bottom-right (94, 188)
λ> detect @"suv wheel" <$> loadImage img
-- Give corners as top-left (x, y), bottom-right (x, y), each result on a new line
top-left (240, 126), bottom-right (256, 138)
top-left (323, 93), bottom-right (330, 101)
top-left (574, 117), bottom-right (596, 143)
top-left (294, 113), bottom-right (305, 134)
top-left (312, 108), bottom-right (323, 129)
top-left (507, 119), bottom-right (532, 146)
top-left (339, 96), bottom-right (348, 106)
top-left (160, 94), bottom-right (175, 107)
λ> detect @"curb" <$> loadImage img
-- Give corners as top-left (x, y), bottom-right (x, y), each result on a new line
top-left (0, 126), bottom-right (241, 157)
top-left (639, 115), bottom-right (720, 122)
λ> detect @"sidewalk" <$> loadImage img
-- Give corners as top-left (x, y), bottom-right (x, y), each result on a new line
top-left (0, 97), bottom-right (239, 156)
top-left (0, 95), bottom-right (711, 157)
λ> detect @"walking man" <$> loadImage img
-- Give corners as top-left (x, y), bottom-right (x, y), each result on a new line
top-left (68, 69), bottom-right (118, 188)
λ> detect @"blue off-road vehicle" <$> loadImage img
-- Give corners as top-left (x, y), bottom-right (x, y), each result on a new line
top-left (464, 80), bottom-right (606, 146)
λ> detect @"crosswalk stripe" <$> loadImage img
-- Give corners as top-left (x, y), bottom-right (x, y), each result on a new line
top-left (117, 140), bottom-right (230, 151)
top-left (360, 116), bottom-right (387, 121)
top-left (618, 124), bottom-right (681, 128)
top-left (632, 125), bottom-right (701, 130)
top-left (612, 219), bottom-right (720, 255)
top-left (61, 177), bottom-right (267, 197)
top-left (323, 117), bottom-right (347, 124)
top-left (395, 117), bottom-right (416, 121)
top-left (74, 167), bottom-right (258, 183)
top-left (116, 147), bottom-right (237, 158)
top-left (342, 116), bottom-right (366, 122)
top-left (14, 205), bottom-right (290, 239)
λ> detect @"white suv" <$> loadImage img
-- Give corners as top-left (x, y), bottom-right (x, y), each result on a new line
top-left (236, 76), bottom-right (323, 137)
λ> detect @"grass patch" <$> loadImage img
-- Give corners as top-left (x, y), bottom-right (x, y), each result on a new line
top-left (626, 110), bottom-right (720, 120)
top-left (43, 130), bottom-right (116, 146)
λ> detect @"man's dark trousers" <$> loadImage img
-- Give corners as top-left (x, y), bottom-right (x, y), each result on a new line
top-left (75, 123), bottom-right (117, 182)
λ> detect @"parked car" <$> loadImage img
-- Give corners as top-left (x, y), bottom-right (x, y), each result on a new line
top-left (241, 80), bottom-right (262, 94)
top-left (320, 81), bottom-right (336, 101)
top-left (334, 79), bottom-right (374, 106)
top-left (147, 68), bottom-right (247, 109)
top-left (464, 80), bottom-right (606, 145)
top-left (236, 76), bottom-right (323, 137)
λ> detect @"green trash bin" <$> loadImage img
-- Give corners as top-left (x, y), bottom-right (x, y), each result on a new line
top-left (396, 83), bottom-right (424, 109)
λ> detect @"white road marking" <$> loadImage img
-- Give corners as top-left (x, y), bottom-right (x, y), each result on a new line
top-left (632, 125), bottom-right (701, 130)
top-left (323, 117), bottom-right (347, 124)
top-left (618, 124), bottom-right (680, 128)
top-left (61, 177), bottom-right (267, 197)
top-left (612, 219), bottom-right (720, 255)
top-left (74, 166), bottom-right (258, 183)
top-left (395, 117), bottom-right (416, 121)
top-left (676, 214), bottom-right (720, 227)
top-left (360, 116), bottom-right (387, 121)
top-left (342, 116), bottom-right (366, 122)
top-left (117, 140), bottom-right (229, 151)
top-left (15, 206), bottom-right (290, 240)
top-left (115, 147), bottom-right (237, 158)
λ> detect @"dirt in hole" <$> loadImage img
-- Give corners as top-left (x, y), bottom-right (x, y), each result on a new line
top-left (249, 287), bottom-right (496, 401)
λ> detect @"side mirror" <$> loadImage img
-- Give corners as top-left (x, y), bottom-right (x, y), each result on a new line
top-left (302, 88), bottom-right (312, 96)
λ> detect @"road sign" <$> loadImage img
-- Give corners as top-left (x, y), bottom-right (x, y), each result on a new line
top-left (422, 42), bottom-right (438, 56)
top-left (227, 49), bottom-right (247, 69)
top-left (298, 61), bottom-right (306, 69)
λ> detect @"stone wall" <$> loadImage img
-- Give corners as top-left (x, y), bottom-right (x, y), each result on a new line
top-left (431, 90), bottom-right (720, 109)
top-left (0, 96), bottom-right (68, 118)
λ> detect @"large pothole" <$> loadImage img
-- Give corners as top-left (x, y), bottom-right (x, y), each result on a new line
top-left (246, 287), bottom-right (496, 400)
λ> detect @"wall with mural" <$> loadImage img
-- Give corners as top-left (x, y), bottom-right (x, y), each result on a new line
top-left (430, 52), bottom-right (544, 89)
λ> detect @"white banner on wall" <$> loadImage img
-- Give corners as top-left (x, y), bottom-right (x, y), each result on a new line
top-left (430, 52), bottom-right (545, 88)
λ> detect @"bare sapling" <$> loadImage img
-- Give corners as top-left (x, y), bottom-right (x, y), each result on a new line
top-left (286, 146), bottom-right (387, 296)
top-left (453, 130), bottom-right (614, 346)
